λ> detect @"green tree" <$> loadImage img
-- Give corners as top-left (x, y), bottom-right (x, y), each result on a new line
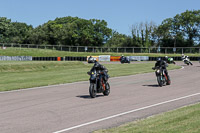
top-left (131, 21), bottom-right (157, 47)
top-left (106, 30), bottom-right (133, 47)
top-left (0, 17), bottom-right (11, 43)
top-left (157, 10), bottom-right (200, 47)
top-left (29, 16), bottom-right (112, 46)
top-left (10, 22), bottom-right (33, 44)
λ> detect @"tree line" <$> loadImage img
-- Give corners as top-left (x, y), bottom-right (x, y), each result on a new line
top-left (0, 10), bottom-right (200, 47)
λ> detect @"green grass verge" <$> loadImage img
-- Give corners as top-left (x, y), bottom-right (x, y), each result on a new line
top-left (0, 61), bottom-right (180, 91)
top-left (93, 103), bottom-right (200, 133)
top-left (0, 47), bottom-right (199, 57)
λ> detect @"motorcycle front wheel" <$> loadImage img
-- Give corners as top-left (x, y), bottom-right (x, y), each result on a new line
top-left (89, 83), bottom-right (97, 98)
top-left (157, 75), bottom-right (163, 87)
top-left (103, 82), bottom-right (110, 96)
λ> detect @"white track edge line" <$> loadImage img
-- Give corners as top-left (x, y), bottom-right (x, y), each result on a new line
top-left (53, 92), bottom-right (200, 133)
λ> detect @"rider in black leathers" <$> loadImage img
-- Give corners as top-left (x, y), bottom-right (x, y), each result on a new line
top-left (153, 58), bottom-right (170, 80)
top-left (120, 55), bottom-right (125, 61)
top-left (90, 60), bottom-right (109, 82)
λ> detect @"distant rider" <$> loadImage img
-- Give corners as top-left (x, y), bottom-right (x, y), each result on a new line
top-left (120, 55), bottom-right (125, 61)
top-left (181, 54), bottom-right (193, 65)
top-left (153, 58), bottom-right (170, 80)
top-left (90, 60), bottom-right (109, 82)
top-left (164, 56), bottom-right (175, 64)
top-left (181, 54), bottom-right (189, 60)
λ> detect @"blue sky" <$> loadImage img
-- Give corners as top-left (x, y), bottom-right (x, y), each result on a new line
top-left (1, 0), bottom-right (199, 35)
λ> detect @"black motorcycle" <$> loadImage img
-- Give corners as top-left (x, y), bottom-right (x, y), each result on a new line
top-left (87, 69), bottom-right (110, 98)
top-left (120, 56), bottom-right (130, 64)
top-left (152, 67), bottom-right (171, 87)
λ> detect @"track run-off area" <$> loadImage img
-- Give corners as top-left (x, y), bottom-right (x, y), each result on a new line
top-left (0, 62), bottom-right (200, 133)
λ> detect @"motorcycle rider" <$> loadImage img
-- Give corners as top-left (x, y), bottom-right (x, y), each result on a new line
top-left (120, 55), bottom-right (125, 61)
top-left (181, 54), bottom-right (188, 60)
top-left (181, 54), bottom-right (193, 65)
top-left (153, 58), bottom-right (170, 80)
top-left (164, 56), bottom-right (175, 64)
top-left (89, 60), bottom-right (109, 83)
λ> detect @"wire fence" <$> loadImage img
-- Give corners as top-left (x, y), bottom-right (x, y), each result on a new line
top-left (0, 43), bottom-right (200, 54)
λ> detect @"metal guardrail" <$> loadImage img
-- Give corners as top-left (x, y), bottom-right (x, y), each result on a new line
top-left (0, 43), bottom-right (200, 54)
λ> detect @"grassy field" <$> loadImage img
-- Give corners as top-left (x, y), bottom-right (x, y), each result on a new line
top-left (94, 103), bottom-right (200, 133)
top-left (0, 47), bottom-right (200, 57)
top-left (0, 61), bottom-right (180, 91)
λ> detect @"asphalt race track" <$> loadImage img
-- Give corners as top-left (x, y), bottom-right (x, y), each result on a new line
top-left (0, 62), bottom-right (200, 133)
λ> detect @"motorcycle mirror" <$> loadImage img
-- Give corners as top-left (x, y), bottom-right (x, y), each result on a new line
top-left (87, 72), bottom-right (91, 75)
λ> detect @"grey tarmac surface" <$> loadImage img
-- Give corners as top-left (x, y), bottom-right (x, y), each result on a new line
top-left (0, 61), bottom-right (200, 133)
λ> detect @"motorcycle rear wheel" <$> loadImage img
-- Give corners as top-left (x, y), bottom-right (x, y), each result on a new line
top-left (166, 80), bottom-right (171, 85)
top-left (166, 76), bottom-right (171, 85)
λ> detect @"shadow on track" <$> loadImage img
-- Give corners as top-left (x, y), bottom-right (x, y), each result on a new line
top-left (143, 84), bottom-right (159, 87)
top-left (76, 95), bottom-right (104, 99)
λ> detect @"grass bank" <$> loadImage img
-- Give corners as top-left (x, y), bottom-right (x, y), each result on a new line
top-left (94, 103), bottom-right (200, 133)
top-left (0, 61), bottom-right (180, 91)
top-left (0, 47), bottom-right (199, 57)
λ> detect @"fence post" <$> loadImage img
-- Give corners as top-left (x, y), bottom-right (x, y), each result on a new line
top-left (117, 48), bottom-right (118, 53)
top-left (77, 46), bottom-right (78, 52)
top-left (182, 48), bottom-right (183, 54)
top-left (149, 48), bottom-right (150, 53)
top-left (133, 48), bottom-right (134, 53)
